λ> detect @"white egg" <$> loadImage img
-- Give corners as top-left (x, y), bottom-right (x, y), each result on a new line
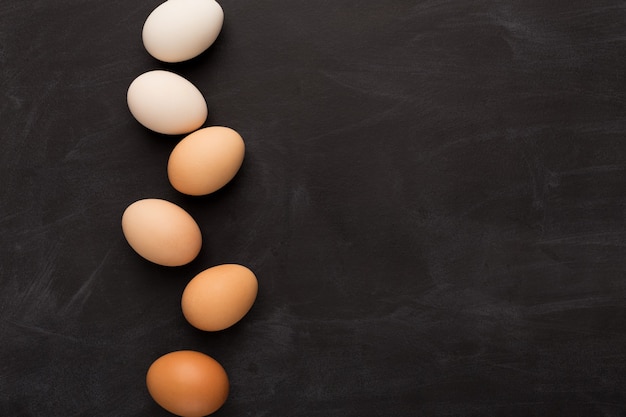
top-left (127, 70), bottom-right (207, 135)
top-left (142, 0), bottom-right (224, 63)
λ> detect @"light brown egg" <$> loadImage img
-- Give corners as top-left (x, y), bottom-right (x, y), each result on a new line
top-left (121, 198), bottom-right (202, 267)
top-left (182, 264), bottom-right (258, 331)
top-left (167, 126), bottom-right (245, 196)
top-left (146, 350), bottom-right (229, 417)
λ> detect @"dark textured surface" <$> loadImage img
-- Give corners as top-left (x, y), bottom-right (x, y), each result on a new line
top-left (1, 0), bottom-right (626, 416)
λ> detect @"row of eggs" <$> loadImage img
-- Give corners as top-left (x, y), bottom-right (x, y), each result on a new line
top-left (143, 264), bottom-right (257, 416)
top-left (121, 200), bottom-right (258, 332)
top-left (123, 1), bottom-right (253, 416)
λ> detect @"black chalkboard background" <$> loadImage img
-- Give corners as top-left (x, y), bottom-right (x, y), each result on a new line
top-left (1, 1), bottom-right (625, 416)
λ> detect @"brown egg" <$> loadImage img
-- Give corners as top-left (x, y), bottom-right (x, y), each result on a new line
top-left (167, 126), bottom-right (245, 196)
top-left (121, 199), bottom-right (202, 267)
top-left (146, 350), bottom-right (229, 417)
top-left (182, 264), bottom-right (258, 331)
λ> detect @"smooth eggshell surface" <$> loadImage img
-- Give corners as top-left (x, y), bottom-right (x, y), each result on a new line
top-left (146, 350), bottom-right (229, 417)
top-left (127, 70), bottom-right (207, 135)
top-left (143, 0), bottom-right (224, 63)
top-left (168, 126), bottom-right (245, 196)
top-left (121, 199), bottom-right (202, 266)
top-left (182, 264), bottom-right (258, 331)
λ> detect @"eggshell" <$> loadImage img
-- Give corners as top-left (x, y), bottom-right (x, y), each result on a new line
top-left (142, 0), bottom-right (224, 63)
top-left (147, 350), bottom-right (229, 417)
top-left (167, 126), bottom-right (245, 196)
top-left (121, 198), bottom-right (201, 267)
top-left (127, 70), bottom-right (207, 135)
top-left (182, 264), bottom-right (258, 331)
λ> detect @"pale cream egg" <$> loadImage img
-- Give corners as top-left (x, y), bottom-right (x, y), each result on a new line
top-left (121, 198), bottom-right (202, 266)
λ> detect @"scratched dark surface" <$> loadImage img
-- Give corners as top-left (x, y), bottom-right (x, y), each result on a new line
top-left (1, 0), bottom-right (625, 416)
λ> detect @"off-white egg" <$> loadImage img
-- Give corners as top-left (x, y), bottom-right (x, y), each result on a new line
top-left (127, 70), bottom-right (207, 135)
top-left (142, 0), bottom-right (224, 63)
top-left (121, 198), bottom-right (202, 267)
top-left (181, 264), bottom-right (258, 331)
top-left (167, 126), bottom-right (245, 196)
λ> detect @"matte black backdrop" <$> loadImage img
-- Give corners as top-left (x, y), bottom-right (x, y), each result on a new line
top-left (1, 0), bottom-right (625, 416)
